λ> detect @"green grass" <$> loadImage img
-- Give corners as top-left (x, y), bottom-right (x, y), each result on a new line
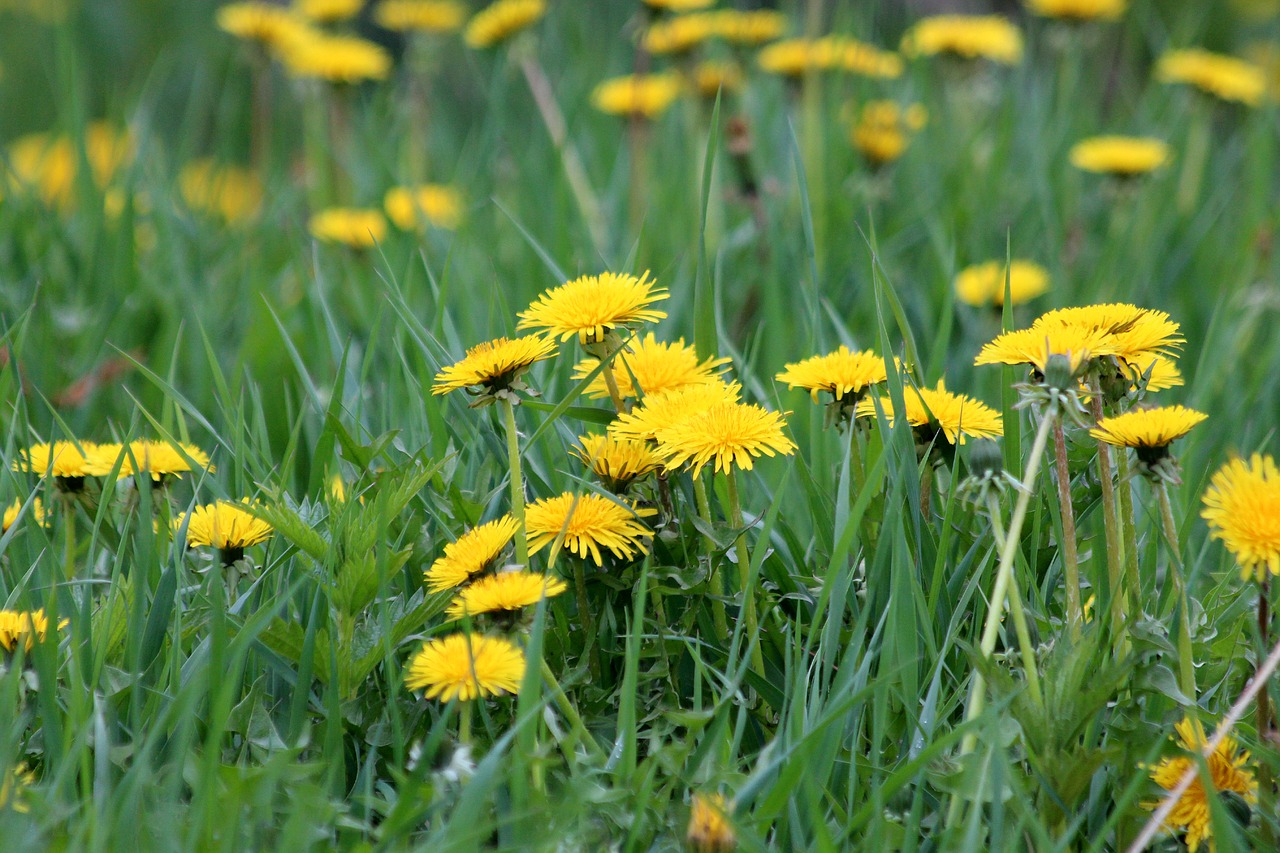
top-left (1, 0), bottom-right (1279, 849)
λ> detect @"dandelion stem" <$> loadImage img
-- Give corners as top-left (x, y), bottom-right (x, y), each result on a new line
top-left (725, 468), bottom-right (765, 678)
top-left (459, 699), bottom-right (472, 745)
top-left (500, 398), bottom-right (529, 568)
top-left (1089, 380), bottom-right (1127, 652)
top-left (601, 365), bottom-right (628, 416)
top-left (572, 560), bottom-right (600, 681)
top-left (694, 476), bottom-right (730, 646)
top-left (984, 492), bottom-right (1043, 709)
top-left (1051, 419), bottom-right (1084, 637)
top-left (1258, 576), bottom-right (1272, 739)
top-left (63, 501), bottom-right (77, 581)
top-left (1156, 482), bottom-right (1195, 697)
top-left (538, 659), bottom-right (604, 761)
top-left (1115, 450), bottom-right (1142, 619)
top-left (848, 423), bottom-right (878, 552)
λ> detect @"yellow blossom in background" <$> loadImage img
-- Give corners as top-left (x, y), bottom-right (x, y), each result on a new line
top-left (115, 440), bottom-right (213, 482)
top-left (645, 10), bottom-right (785, 55)
top-left (1069, 136), bottom-right (1170, 177)
top-left (1156, 48), bottom-right (1266, 106)
top-left (1025, 0), bottom-right (1126, 22)
top-left (901, 15), bottom-right (1024, 65)
top-left (308, 207), bottom-right (388, 247)
top-left (431, 335), bottom-right (558, 398)
top-left (0, 609), bottom-right (64, 653)
top-left (294, 0), bottom-right (363, 23)
top-left (384, 184), bottom-right (462, 230)
top-left (691, 60), bottom-right (744, 98)
top-left (571, 333), bottom-right (729, 400)
top-left (525, 493), bottom-right (654, 566)
top-left (425, 516), bottom-right (521, 592)
top-left (4, 123), bottom-right (133, 209)
top-left (0, 0), bottom-right (70, 23)
top-left (571, 434), bottom-right (666, 492)
top-left (857, 381), bottom-right (1004, 445)
top-left (687, 792), bottom-right (736, 853)
top-left (280, 33), bottom-right (392, 82)
top-left (776, 346), bottom-right (891, 405)
top-left (1146, 717), bottom-right (1257, 852)
top-left (403, 633), bottom-right (525, 701)
top-left (445, 571), bottom-right (567, 619)
top-left (179, 159), bottom-right (263, 224)
top-left (645, 13), bottom-right (719, 54)
top-left (517, 271), bottom-right (669, 346)
top-left (1202, 453), bottom-right (1280, 581)
top-left (0, 763), bottom-right (36, 813)
top-left (954, 259), bottom-right (1049, 308)
top-left (591, 73), bottom-right (684, 119)
top-left (217, 2), bottom-right (311, 49)
top-left (464, 0), bottom-right (545, 49)
top-left (714, 10), bottom-right (787, 46)
top-left (654, 400), bottom-right (797, 479)
top-left (758, 37), bottom-right (902, 78)
top-left (374, 0), bottom-right (465, 32)
top-left (643, 0), bottom-right (715, 11)
top-left (850, 100), bottom-right (927, 166)
top-left (13, 440), bottom-right (115, 481)
top-left (176, 500), bottom-right (274, 562)
top-left (2, 498), bottom-right (47, 533)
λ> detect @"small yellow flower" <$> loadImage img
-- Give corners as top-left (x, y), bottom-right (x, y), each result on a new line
top-left (425, 516), bottom-right (521, 592)
top-left (177, 500), bottom-right (273, 564)
top-left (644, 13), bottom-right (718, 54)
top-left (5, 123), bottom-right (133, 210)
top-left (431, 335), bottom-right (558, 400)
top-left (571, 434), bottom-right (666, 492)
top-left (857, 381), bottom-right (1004, 445)
top-left (384, 184), bottom-right (462, 231)
top-left (591, 73), bottom-right (684, 119)
top-left (1202, 453), bottom-right (1280, 581)
top-left (1091, 405), bottom-right (1206, 481)
top-left (901, 15), bottom-right (1024, 64)
top-left (463, 0), bottom-right (545, 49)
top-left (308, 207), bottom-right (389, 247)
top-left (850, 100), bottom-right (927, 166)
top-left (1025, 0), bottom-right (1126, 21)
top-left (571, 333), bottom-right (729, 401)
top-left (776, 346), bottom-right (891, 405)
top-left (446, 571), bottom-right (567, 620)
top-left (294, 0), bottom-right (363, 23)
top-left (280, 33), bottom-right (392, 83)
top-left (654, 401), bottom-right (797, 479)
top-left (179, 159), bottom-right (262, 224)
top-left (13, 440), bottom-right (114, 483)
top-left (1156, 48), bottom-right (1267, 106)
top-left (687, 792), bottom-right (736, 853)
top-left (691, 61), bottom-right (745, 98)
top-left (954, 259), bottom-right (1049, 308)
top-left (517, 271), bottom-right (669, 347)
top-left (758, 37), bottom-right (902, 78)
top-left (0, 609), bottom-right (64, 653)
top-left (374, 0), bottom-right (465, 32)
top-left (525, 493), bottom-right (654, 566)
top-left (217, 3), bottom-right (312, 48)
top-left (610, 382), bottom-right (742, 443)
top-left (714, 10), bottom-right (787, 46)
top-left (0, 762), bottom-right (36, 814)
top-left (403, 633), bottom-right (525, 701)
top-left (116, 440), bottom-right (213, 483)
top-left (1069, 136), bottom-right (1171, 177)
top-left (2, 497), bottom-right (47, 533)
top-left (1146, 717), bottom-right (1257, 852)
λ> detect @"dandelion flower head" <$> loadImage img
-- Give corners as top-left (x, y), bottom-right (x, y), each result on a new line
top-left (446, 571), bottom-right (567, 620)
top-left (610, 381), bottom-right (742, 442)
top-left (1070, 136), bottom-right (1171, 177)
top-left (572, 434), bottom-right (666, 492)
top-left (1025, 0), bottom-right (1127, 22)
top-left (1146, 717), bottom-right (1257, 852)
top-left (425, 516), bottom-right (521, 592)
top-left (571, 333), bottom-right (729, 401)
top-left (654, 401), bottom-right (797, 479)
top-left (384, 184), bottom-right (462, 230)
top-left (217, 2), bottom-right (311, 48)
top-left (3, 498), bottom-right (47, 534)
top-left (975, 321), bottom-right (1119, 375)
top-left (591, 73), bottom-right (685, 119)
top-left (431, 335), bottom-right (558, 399)
top-left (517, 271), bottom-right (668, 346)
top-left (117, 440), bottom-right (212, 482)
top-left (851, 100), bottom-right (927, 165)
top-left (955, 259), bottom-right (1049, 308)
top-left (1201, 453), bottom-right (1280, 581)
top-left (901, 15), bottom-right (1024, 64)
top-left (1157, 48), bottom-right (1266, 106)
top-left (464, 0), bottom-right (545, 49)
top-left (857, 381), bottom-right (1004, 445)
top-left (294, 0), bottom-right (363, 23)
top-left (180, 159), bottom-right (262, 224)
top-left (0, 609), bottom-right (64, 653)
top-left (308, 207), bottom-right (388, 247)
top-left (281, 33), bottom-right (392, 83)
top-left (403, 633), bottom-right (525, 701)
top-left (691, 60), bottom-right (745, 97)
top-left (177, 500), bottom-right (273, 564)
top-left (687, 792), bottom-right (736, 853)
top-left (525, 493), bottom-right (654, 566)
top-left (1090, 405), bottom-right (1207, 450)
top-left (373, 0), bottom-right (465, 32)
top-left (776, 346), bottom-right (891, 405)
top-left (13, 440), bottom-right (114, 480)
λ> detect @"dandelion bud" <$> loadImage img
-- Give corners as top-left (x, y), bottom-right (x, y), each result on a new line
top-left (1042, 352), bottom-right (1077, 392)
top-left (968, 440), bottom-right (1004, 480)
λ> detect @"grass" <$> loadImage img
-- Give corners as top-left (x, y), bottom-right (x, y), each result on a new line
top-left (1, 0), bottom-right (1279, 849)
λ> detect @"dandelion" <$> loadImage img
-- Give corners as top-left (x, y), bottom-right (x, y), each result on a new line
top-left (280, 33), bottom-right (392, 83)
top-left (901, 15), bottom-right (1024, 65)
top-left (1146, 717), bottom-right (1257, 852)
top-left (850, 101), bottom-right (927, 166)
top-left (644, 13), bottom-right (718, 55)
top-left (975, 322), bottom-right (1118, 376)
top-left (1091, 405), bottom-right (1207, 482)
top-left (431, 335), bottom-right (557, 403)
top-left (758, 37), bottom-right (902, 78)
top-left (776, 345), bottom-right (891, 423)
top-left (714, 10), bottom-right (787, 46)
top-left (0, 609), bottom-right (64, 653)
top-left (13, 441), bottom-right (115, 491)
top-left (463, 0), bottom-right (545, 49)
top-left (643, 0), bottom-right (714, 11)
top-left (308, 207), bottom-right (388, 247)
top-left (857, 381), bottom-right (1004, 446)
top-left (525, 493), bottom-right (653, 566)
top-left (591, 73), bottom-right (684, 119)
top-left (217, 2), bottom-right (311, 49)
top-left (1156, 48), bottom-right (1266, 106)
top-left (0, 763), bottom-right (35, 813)
top-left (2, 498), bottom-right (47, 533)
top-left (516, 271), bottom-right (668, 348)
top-left (1122, 354), bottom-right (1183, 393)
top-left (176, 500), bottom-right (273, 565)
top-left (691, 61), bottom-right (745, 98)
top-left (373, 0), bottom-right (465, 32)
top-left (654, 401), bottom-right (796, 480)
top-left (179, 159), bottom-right (263, 224)
top-left (955, 260), bottom-right (1049, 308)
top-left (445, 571), bottom-right (567, 620)
top-left (1025, 0), bottom-right (1126, 21)
top-left (610, 382), bottom-right (742, 443)
top-left (1069, 136), bottom-right (1171, 177)
top-left (294, 0), bottom-right (363, 23)
top-left (1202, 453), bottom-right (1280, 581)
top-left (687, 793), bottom-right (736, 853)
top-left (1033, 303), bottom-right (1184, 362)
top-left (571, 333), bottom-right (729, 401)
top-left (116, 440), bottom-right (212, 484)
top-left (571, 434), bottom-right (666, 493)
top-left (384, 184), bottom-right (462, 231)
top-left (403, 633), bottom-right (525, 701)
top-left (425, 516), bottom-right (521, 592)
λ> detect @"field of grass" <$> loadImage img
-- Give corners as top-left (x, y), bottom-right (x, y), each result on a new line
top-left (1, 0), bottom-right (1279, 849)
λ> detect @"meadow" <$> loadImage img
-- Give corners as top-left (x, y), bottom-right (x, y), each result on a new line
top-left (1, 0), bottom-right (1279, 849)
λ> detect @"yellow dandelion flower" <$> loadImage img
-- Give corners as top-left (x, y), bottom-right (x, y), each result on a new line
top-left (571, 434), bottom-right (666, 492)
top-left (0, 763), bottom-right (36, 814)
top-left (1156, 48), bottom-right (1266, 106)
top-left (836, 38), bottom-right (905, 77)
top-left (715, 10), bottom-right (787, 46)
top-left (1146, 717), bottom-right (1257, 852)
top-left (2, 498), bottom-right (47, 533)
top-left (464, 0), bottom-right (545, 49)
top-left (1090, 406), bottom-right (1206, 449)
top-left (177, 500), bottom-right (273, 564)
top-left (776, 346), bottom-right (891, 405)
top-left (571, 333), bottom-right (729, 401)
top-left (1025, 0), bottom-right (1126, 21)
top-left (0, 609), bottom-right (64, 653)
top-left (525, 493), bottom-right (654, 566)
top-left (901, 15), bottom-right (1024, 64)
top-left (13, 440), bottom-right (114, 484)
top-left (179, 159), bottom-right (262, 224)
top-left (403, 633), bottom-right (525, 701)
top-left (591, 73), bottom-right (685, 119)
top-left (425, 516), bottom-right (521, 592)
top-left (308, 207), bottom-right (388, 247)
top-left (328, 473), bottom-right (347, 503)
top-left (975, 322), bottom-right (1119, 374)
top-left (691, 60), bottom-right (745, 98)
top-left (294, 0), bottom-right (363, 23)
top-left (954, 259), bottom-right (1049, 308)
top-left (5, 123), bottom-right (133, 210)
top-left (654, 401), bottom-right (797, 480)
top-left (374, 0), bottom-right (464, 31)
top-left (1122, 354), bottom-right (1183, 392)
top-left (217, 2), bottom-right (311, 49)
top-left (610, 382), bottom-right (742, 442)
top-left (1033, 303), bottom-right (1183, 361)
top-left (1069, 136), bottom-right (1171, 177)
top-left (645, 13), bottom-right (719, 55)
top-left (643, 0), bottom-right (714, 11)
top-left (117, 440), bottom-right (212, 482)
top-left (281, 33), bottom-right (392, 83)
top-left (758, 37), bottom-right (902, 78)
top-left (445, 571), bottom-right (567, 619)
top-left (384, 184), bottom-right (462, 230)
top-left (431, 335), bottom-right (558, 400)
top-left (516, 271), bottom-right (669, 347)
top-left (857, 381), bottom-right (1004, 445)
top-left (851, 100), bottom-right (927, 166)
top-left (1202, 453), bottom-right (1280, 581)
top-left (687, 792), bottom-right (736, 853)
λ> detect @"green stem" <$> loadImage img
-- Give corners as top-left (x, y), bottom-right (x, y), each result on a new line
top-left (459, 699), bottom-right (472, 745)
top-left (985, 492), bottom-right (1043, 709)
top-left (1052, 419), bottom-right (1083, 637)
top-left (1089, 381), bottom-right (1126, 651)
top-left (693, 475), bottom-right (729, 644)
top-left (1115, 451), bottom-right (1142, 619)
top-left (572, 560), bottom-right (600, 681)
top-left (601, 361), bottom-right (628, 416)
top-left (537, 659), bottom-right (604, 761)
top-left (848, 423), bottom-right (878, 552)
top-left (500, 399), bottom-right (529, 568)
top-left (63, 503), bottom-right (77, 581)
top-left (725, 469), bottom-right (765, 678)
top-left (1156, 483), bottom-right (1195, 697)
